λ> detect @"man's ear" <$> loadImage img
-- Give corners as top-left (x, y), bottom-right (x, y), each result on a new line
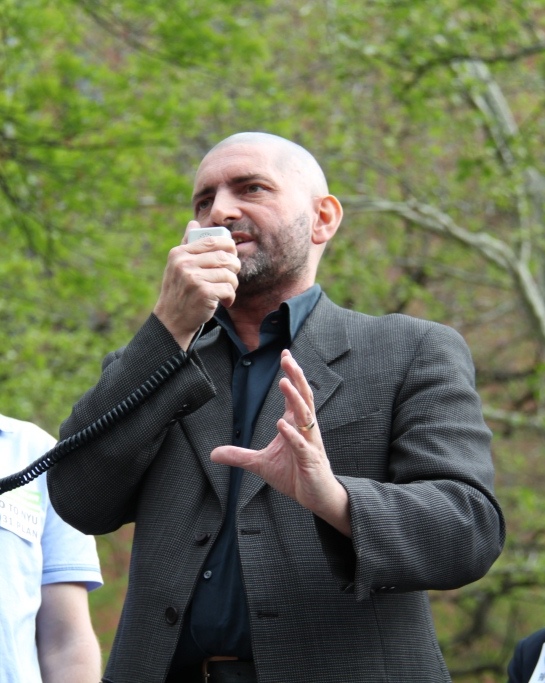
top-left (312, 195), bottom-right (343, 245)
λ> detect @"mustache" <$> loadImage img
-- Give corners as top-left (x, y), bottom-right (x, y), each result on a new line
top-left (225, 220), bottom-right (258, 237)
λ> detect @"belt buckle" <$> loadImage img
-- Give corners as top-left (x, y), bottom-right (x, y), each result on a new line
top-left (202, 656), bottom-right (239, 681)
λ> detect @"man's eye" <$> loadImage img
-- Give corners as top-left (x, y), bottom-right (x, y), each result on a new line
top-left (246, 184), bottom-right (263, 193)
top-left (196, 199), bottom-right (211, 211)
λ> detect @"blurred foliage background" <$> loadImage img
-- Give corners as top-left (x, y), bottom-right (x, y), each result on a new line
top-left (2, 0), bottom-right (545, 679)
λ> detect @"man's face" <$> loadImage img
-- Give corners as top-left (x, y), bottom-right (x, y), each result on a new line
top-left (192, 142), bottom-right (315, 296)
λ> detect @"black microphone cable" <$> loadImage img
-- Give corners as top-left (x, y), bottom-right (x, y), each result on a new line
top-left (0, 325), bottom-right (204, 495)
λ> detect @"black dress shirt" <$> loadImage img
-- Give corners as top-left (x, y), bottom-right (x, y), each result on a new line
top-left (169, 285), bottom-right (321, 670)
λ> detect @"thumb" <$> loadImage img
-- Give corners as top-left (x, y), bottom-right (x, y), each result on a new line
top-left (210, 445), bottom-right (258, 469)
top-left (182, 220), bottom-right (202, 244)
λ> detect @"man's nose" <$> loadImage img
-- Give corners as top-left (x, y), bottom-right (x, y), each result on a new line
top-left (210, 189), bottom-right (242, 225)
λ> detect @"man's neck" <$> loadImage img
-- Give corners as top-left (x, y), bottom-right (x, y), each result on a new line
top-left (227, 283), bottom-right (312, 351)
top-left (226, 299), bottom-right (281, 352)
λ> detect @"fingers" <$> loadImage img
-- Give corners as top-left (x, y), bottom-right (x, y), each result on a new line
top-left (152, 223), bottom-right (240, 346)
top-left (178, 224), bottom-right (240, 303)
top-left (188, 244), bottom-right (240, 277)
top-left (183, 221), bottom-right (238, 258)
top-left (162, 245), bottom-right (239, 303)
top-left (170, 246), bottom-right (240, 286)
top-left (280, 349), bottom-right (314, 404)
top-left (279, 378), bottom-right (314, 434)
top-left (185, 236), bottom-right (239, 265)
top-left (279, 350), bottom-right (317, 437)
top-left (177, 246), bottom-right (240, 310)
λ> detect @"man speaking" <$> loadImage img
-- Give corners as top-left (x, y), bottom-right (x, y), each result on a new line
top-left (48, 132), bottom-right (504, 682)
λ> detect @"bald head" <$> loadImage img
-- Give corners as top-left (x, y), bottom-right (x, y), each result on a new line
top-left (204, 132), bottom-right (329, 197)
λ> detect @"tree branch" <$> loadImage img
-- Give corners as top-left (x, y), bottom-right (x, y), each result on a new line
top-left (403, 43), bottom-right (545, 90)
top-left (342, 196), bottom-right (545, 345)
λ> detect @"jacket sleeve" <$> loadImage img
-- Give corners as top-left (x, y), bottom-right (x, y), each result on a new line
top-left (47, 314), bottom-right (216, 534)
top-left (315, 321), bottom-right (505, 601)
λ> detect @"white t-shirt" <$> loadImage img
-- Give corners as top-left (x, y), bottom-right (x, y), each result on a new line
top-left (0, 414), bottom-right (103, 683)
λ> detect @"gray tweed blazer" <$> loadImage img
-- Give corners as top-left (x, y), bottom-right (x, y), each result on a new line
top-left (48, 293), bottom-right (504, 683)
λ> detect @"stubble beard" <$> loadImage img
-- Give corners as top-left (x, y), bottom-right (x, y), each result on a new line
top-left (235, 213), bottom-right (312, 298)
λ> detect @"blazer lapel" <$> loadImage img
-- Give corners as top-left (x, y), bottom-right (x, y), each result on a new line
top-left (181, 325), bottom-right (234, 508)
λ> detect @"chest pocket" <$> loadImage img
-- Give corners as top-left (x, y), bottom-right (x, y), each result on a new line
top-left (321, 409), bottom-right (390, 480)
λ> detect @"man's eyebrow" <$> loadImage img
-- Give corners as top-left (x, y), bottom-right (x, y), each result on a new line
top-left (192, 174), bottom-right (272, 204)
top-left (229, 174), bottom-right (271, 185)
top-left (192, 186), bottom-right (214, 204)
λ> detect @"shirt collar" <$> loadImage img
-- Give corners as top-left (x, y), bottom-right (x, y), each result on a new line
top-left (215, 284), bottom-right (321, 345)
top-left (282, 284), bottom-right (321, 340)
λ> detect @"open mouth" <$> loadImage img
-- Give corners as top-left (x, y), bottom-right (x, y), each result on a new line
top-left (231, 232), bottom-right (253, 246)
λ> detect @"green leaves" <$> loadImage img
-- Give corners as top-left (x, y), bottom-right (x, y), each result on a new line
top-left (2, 1), bottom-right (545, 677)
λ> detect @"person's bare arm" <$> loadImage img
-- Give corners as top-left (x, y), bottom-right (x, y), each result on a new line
top-left (36, 582), bottom-right (101, 683)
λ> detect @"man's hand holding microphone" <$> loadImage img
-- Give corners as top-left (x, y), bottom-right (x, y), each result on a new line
top-left (153, 221), bottom-right (240, 350)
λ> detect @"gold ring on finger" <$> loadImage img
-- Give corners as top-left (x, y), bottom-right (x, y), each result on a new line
top-left (297, 418), bottom-right (315, 432)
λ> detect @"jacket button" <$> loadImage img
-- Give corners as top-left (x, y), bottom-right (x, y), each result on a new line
top-left (194, 532), bottom-right (211, 546)
top-left (173, 405), bottom-right (191, 419)
top-left (165, 607), bottom-right (178, 625)
top-left (167, 405), bottom-right (192, 426)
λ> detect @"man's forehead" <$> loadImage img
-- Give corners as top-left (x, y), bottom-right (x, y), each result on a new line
top-left (200, 142), bottom-right (277, 170)
top-left (194, 144), bottom-right (281, 188)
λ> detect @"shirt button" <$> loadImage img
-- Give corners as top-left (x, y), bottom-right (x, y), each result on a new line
top-left (203, 570), bottom-right (213, 580)
top-left (241, 358), bottom-right (252, 366)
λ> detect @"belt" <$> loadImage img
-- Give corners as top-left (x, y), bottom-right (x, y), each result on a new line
top-left (178, 656), bottom-right (257, 683)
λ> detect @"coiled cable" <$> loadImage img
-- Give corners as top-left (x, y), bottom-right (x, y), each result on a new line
top-left (0, 325), bottom-right (204, 495)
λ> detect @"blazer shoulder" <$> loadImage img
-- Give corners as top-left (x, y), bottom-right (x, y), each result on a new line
top-left (314, 294), bottom-right (466, 349)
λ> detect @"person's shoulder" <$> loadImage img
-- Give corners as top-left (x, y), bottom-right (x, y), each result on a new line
top-left (0, 413), bottom-right (18, 433)
top-left (318, 294), bottom-right (461, 340)
top-left (509, 628), bottom-right (545, 683)
top-left (517, 627), bottom-right (545, 650)
top-left (0, 415), bottom-right (56, 470)
top-left (0, 414), bottom-right (54, 441)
